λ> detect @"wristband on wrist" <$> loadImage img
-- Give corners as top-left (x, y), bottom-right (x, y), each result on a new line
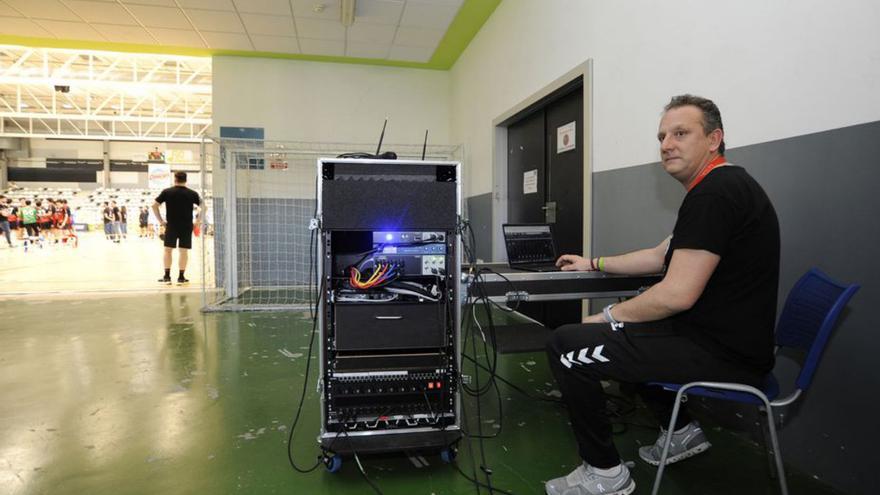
top-left (598, 256), bottom-right (606, 272)
top-left (602, 303), bottom-right (625, 331)
top-left (589, 257), bottom-right (597, 271)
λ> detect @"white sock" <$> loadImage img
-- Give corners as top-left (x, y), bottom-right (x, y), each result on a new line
top-left (592, 464), bottom-right (622, 477)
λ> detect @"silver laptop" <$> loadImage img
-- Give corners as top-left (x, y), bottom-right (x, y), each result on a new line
top-left (503, 224), bottom-right (561, 272)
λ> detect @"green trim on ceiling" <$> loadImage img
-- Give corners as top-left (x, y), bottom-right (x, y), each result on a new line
top-left (0, 0), bottom-right (501, 70)
top-left (429, 0), bottom-right (501, 68)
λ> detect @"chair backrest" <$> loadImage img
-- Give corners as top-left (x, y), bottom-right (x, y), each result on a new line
top-left (775, 268), bottom-right (859, 390)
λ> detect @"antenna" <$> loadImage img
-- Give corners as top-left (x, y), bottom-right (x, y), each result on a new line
top-left (375, 118), bottom-right (388, 155)
top-left (421, 129), bottom-right (429, 160)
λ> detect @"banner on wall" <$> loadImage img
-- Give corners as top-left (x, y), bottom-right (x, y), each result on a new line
top-left (148, 163), bottom-right (172, 189)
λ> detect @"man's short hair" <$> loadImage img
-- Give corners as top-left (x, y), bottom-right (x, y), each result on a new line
top-left (174, 171), bottom-right (187, 183)
top-left (664, 94), bottom-right (726, 154)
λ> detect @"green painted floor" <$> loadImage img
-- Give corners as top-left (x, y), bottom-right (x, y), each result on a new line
top-left (0, 293), bottom-right (845, 495)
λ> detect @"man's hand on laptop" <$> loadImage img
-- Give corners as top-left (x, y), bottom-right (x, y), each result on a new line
top-left (556, 254), bottom-right (592, 271)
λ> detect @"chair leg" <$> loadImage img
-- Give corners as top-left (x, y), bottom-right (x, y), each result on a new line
top-left (764, 405), bottom-right (789, 495)
top-left (651, 388), bottom-right (687, 495)
top-left (758, 408), bottom-right (778, 479)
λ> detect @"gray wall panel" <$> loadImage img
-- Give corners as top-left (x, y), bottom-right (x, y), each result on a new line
top-left (466, 192), bottom-right (493, 262)
top-left (592, 161), bottom-right (682, 254)
top-left (593, 120), bottom-right (880, 494)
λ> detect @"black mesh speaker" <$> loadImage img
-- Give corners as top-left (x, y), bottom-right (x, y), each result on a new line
top-left (321, 161), bottom-right (457, 230)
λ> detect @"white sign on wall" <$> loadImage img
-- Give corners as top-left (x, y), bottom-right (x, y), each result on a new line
top-left (557, 121), bottom-right (576, 153)
top-left (523, 169), bottom-right (538, 194)
top-left (148, 163), bottom-right (172, 189)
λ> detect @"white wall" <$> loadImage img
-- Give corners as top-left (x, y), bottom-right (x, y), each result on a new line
top-left (212, 56), bottom-right (451, 146)
top-left (451, 0), bottom-right (880, 195)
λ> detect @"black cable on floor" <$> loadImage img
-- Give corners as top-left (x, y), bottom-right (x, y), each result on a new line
top-left (340, 428), bottom-right (386, 495)
top-left (286, 227), bottom-right (324, 473)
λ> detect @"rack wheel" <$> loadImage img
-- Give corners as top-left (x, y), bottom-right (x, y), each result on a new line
top-left (323, 454), bottom-right (342, 473)
top-left (440, 448), bottom-right (456, 463)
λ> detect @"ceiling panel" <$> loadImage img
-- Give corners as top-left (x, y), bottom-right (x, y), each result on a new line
top-left (4, 0), bottom-right (80, 22)
top-left (387, 44), bottom-right (433, 63)
top-left (121, 0), bottom-right (177, 5)
top-left (148, 27), bottom-right (206, 47)
top-left (0, 3), bottom-right (23, 16)
top-left (232, 0), bottom-right (290, 16)
top-left (394, 26), bottom-right (444, 48)
top-left (347, 22), bottom-right (395, 44)
top-left (239, 13), bottom-right (295, 36)
top-left (176, 0), bottom-right (235, 11)
top-left (200, 30), bottom-right (252, 50)
top-left (66, 0), bottom-right (138, 25)
top-left (185, 8), bottom-right (245, 33)
top-left (250, 34), bottom-right (299, 53)
top-left (291, 0), bottom-right (340, 21)
top-left (0, 16), bottom-right (53, 37)
top-left (91, 23), bottom-right (156, 44)
top-left (356, 0), bottom-right (404, 25)
top-left (295, 18), bottom-right (345, 41)
top-left (126, 5), bottom-right (191, 29)
top-left (298, 38), bottom-right (344, 57)
top-left (399, 0), bottom-right (461, 29)
top-left (0, 0), bottom-right (500, 69)
top-left (346, 42), bottom-right (390, 60)
top-left (33, 19), bottom-right (107, 41)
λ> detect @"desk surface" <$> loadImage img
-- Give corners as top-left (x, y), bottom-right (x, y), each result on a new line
top-left (468, 263), bottom-right (662, 302)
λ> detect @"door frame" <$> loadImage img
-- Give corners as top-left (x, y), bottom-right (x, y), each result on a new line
top-left (491, 60), bottom-right (594, 264)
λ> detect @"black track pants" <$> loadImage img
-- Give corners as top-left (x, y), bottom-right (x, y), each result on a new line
top-left (546, 321), bottom-right (763, 468)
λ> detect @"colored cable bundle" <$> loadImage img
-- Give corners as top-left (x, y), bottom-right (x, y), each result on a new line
top-left (349, 261), bottom-right (398, 289)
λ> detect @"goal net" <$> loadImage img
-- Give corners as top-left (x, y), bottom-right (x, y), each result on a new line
top-left (201, 138), bottom-right (463, 312)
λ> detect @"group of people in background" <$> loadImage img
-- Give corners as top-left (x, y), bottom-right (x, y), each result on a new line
top-left (100, 201), bottom-right (166, 242)
top-left (101, 200), bottom-right (128, 243)
top-left (0, 195), bottom-right (76, 250)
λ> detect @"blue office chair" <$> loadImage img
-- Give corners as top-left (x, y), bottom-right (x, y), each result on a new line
top-left (649, 268), bottom-right (860, 495)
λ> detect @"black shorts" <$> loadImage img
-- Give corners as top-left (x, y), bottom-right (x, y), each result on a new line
top-left (164, 225), bottom-right (193, 249)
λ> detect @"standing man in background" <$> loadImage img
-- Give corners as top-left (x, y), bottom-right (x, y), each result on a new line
top-left (102, 202), bottom-right (113, 241)
top-left (0, 196), bottom-right (13, 248)
top-left (20, 199), bottom-right (39, 250)
top-left (544, 95), bottom-right (780, 495)
top-left (110, 200), bottom-right (121, 243)
top-left (153, 171), bottom-right (201, 284)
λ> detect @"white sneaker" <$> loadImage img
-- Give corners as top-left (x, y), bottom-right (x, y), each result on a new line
top-left (638, 421), bottom-right (712, 466)
top-left (545, 463), bottom-right (635, 495)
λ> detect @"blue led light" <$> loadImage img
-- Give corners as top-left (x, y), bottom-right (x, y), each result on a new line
top-left (385, 233), bottom-right (394, 241)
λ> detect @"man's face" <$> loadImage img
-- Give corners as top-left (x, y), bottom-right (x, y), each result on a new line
top-left (657, 105), bottom-right (721, 184)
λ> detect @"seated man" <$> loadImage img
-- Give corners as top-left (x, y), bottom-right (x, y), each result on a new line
top-left (545, 94), bottom-right (781, 495)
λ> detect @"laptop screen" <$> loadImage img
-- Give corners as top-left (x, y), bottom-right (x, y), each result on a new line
top-left (503, 224), bottom-right (558, 265)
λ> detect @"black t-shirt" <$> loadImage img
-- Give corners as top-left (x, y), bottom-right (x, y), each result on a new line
top-left (103, 207), bottom-right (112, 224)
top-left (155, 185), bottom-right (200, 228)
top-left (663, 165), bottom-right (780, 373)
top-left (112, 206), bottom-right (120, 222)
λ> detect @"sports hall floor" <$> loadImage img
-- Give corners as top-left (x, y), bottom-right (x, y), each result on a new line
top-left (0, 237), bottom-right (845, 495)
